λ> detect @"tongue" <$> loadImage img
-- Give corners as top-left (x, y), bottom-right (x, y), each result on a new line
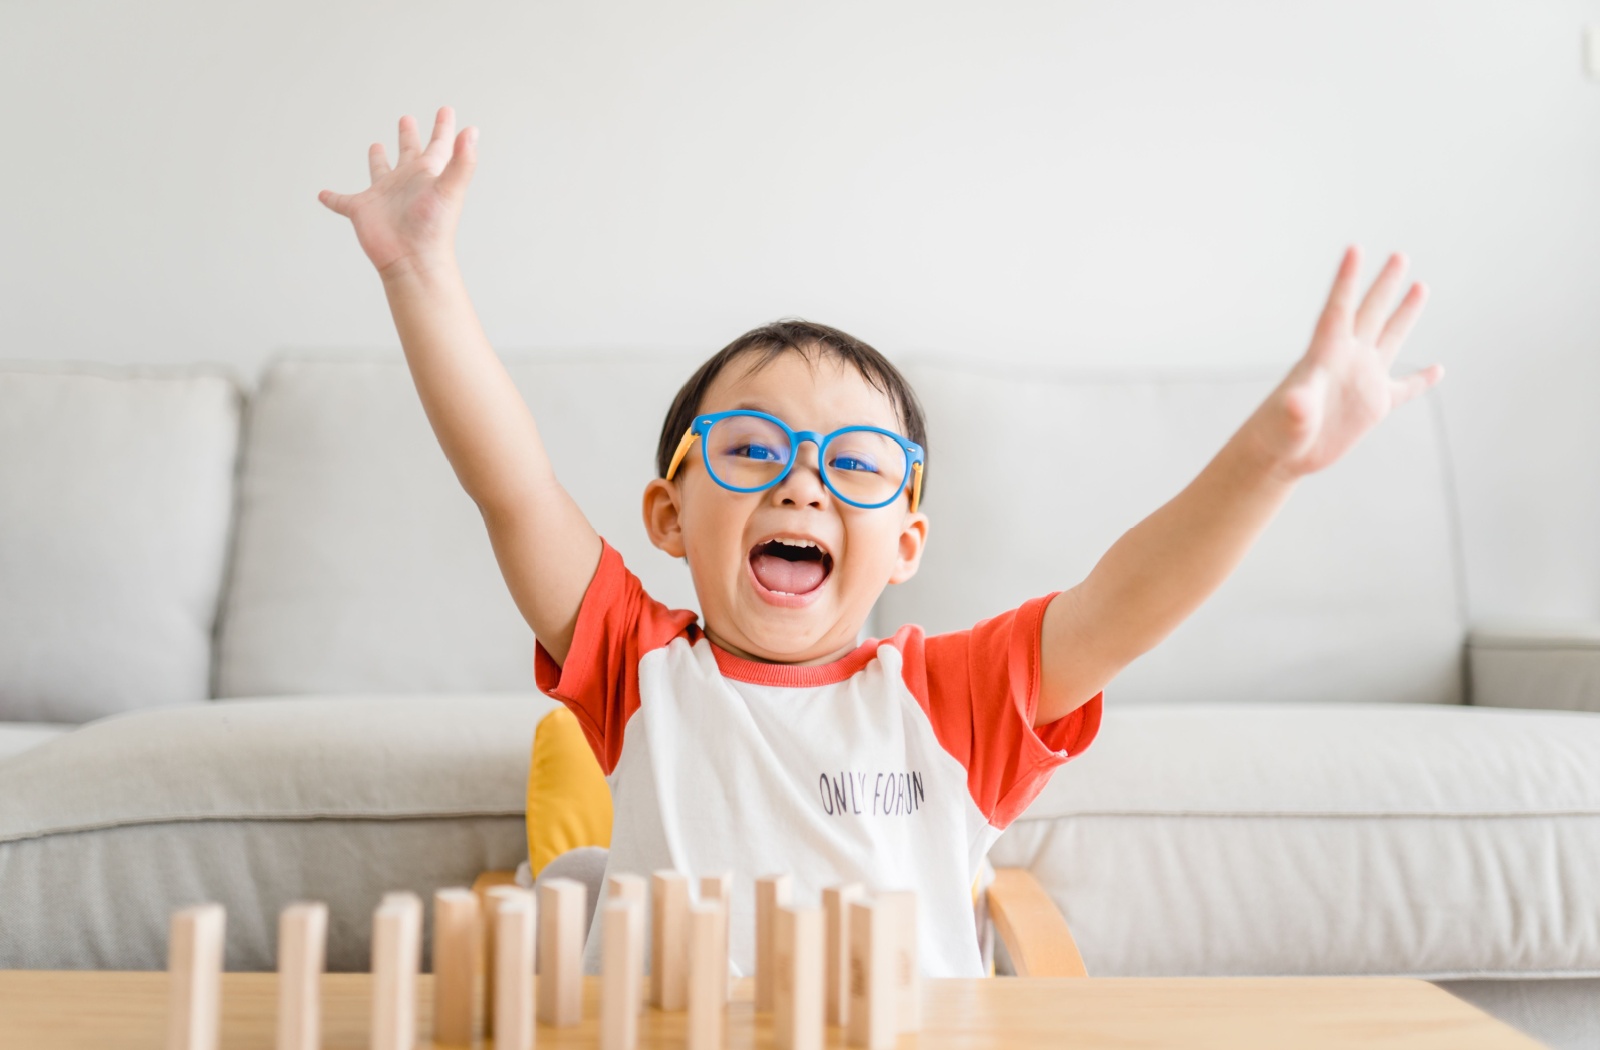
top-left (751, 552), bottom-right (826, 595)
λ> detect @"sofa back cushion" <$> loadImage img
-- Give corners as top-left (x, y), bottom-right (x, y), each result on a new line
top-left (0, 364), bottom-right (241, 721)
top-left (215, 355), bottom-right (698, 697)
top-left (217, 354), bottom-right (1465, 705)
top-left (878, 363), bottom-right (1466, 706)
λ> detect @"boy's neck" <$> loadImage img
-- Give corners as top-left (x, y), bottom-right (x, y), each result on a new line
top-left (703, 626), bottom-right (864, 668)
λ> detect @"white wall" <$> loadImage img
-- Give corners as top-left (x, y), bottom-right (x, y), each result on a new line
top-left (3, 0), bottom-right (1598, 622)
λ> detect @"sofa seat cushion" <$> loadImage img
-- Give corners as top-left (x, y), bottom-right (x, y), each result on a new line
top-left (0, 694), bottom-right (550, 971)
top-left (0, 723), bottom-right (73, 765)
top-left (990, 703), bottom-right (1600, 980)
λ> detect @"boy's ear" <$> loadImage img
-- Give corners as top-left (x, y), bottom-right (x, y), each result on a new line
top-left (641, 478), bottom-right (687, 558)
top-left (887, 509), bottom-right (929, 585)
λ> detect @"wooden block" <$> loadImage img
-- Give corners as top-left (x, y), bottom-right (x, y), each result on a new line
top-left (537, 877), bottom-right (586, 1027)
top-left (698, 872), bottom-right (732, 904)
top-left (167, 902), bottom-right (225, 1050)
top-left (754, 874), bottom-right (793, 1012)
top-left (431, 888), bottom-right (480, 1046)
top-left (650, 871), bottom-right (690, 1011)
top-left (481, 885), bottom-right (526, 1039)
top-left (822, 883), bottom-right (864, 1027)
top-left (276, 902), bottom-right (326, 1050)
top-left (698, 873), bottom-right (732, 1000)
top-left (492, 892), bottom-right (536, 1050)
top-left (370, 892), bottom-right (422, 1050)
top-left (601, 897), bottom-right (644, 1050)
top-left (877, 890), bottom-right (921, 1032)
top-left (686, 901), bottom-right (728, 1050)
top-left (846, 900), bottom-right (895, 1050)
top-left (607, 872), bottom-right (647, 906)
top-left (772, 904), bottom-right (823, 1050)
top-left (607, 875), bottom-right (648, 1013)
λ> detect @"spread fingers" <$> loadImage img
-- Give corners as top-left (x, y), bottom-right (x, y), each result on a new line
top-left (1354, 252), bottom-right (1409, 344)
top-left (397, 113), bottom-right (422, 163)
top-left (425, 106), bottom-right (456, 157)
top-left (316, 189), bottom-right (354, 216)
top-left (1376, 282), bottom-right (1429, 365)
top-left (367, 142), bottom-right (391, 184)
top-left (1389, 363), bottom-right (1444, 408)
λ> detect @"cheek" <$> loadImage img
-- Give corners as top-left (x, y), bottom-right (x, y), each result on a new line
top-left (679, 494), bottom-right (749, 568)
top-left (839, 522), bottom-right (904, 581)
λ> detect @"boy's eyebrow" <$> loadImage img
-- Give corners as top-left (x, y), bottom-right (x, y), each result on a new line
top-left (722, 401), bottom-right (906, 434)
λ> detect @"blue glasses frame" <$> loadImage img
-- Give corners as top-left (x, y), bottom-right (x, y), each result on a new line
top-left (665, 409), bottom-right (925, 512)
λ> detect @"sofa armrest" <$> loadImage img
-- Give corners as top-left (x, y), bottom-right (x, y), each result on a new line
top-left (1468, 623), bottom-right (1600, 713)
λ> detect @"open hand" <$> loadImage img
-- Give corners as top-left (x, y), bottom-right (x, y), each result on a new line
top-left (1242, 246), bottom-right (1442, 480)
top-left (317, 106), bottom-right (478, 279)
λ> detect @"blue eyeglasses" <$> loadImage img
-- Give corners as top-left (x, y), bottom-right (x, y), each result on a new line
top-left (665, 410), bottom-right (924, 512)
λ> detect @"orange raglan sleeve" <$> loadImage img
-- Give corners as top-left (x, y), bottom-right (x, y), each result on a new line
top-left (903, 593), bottom-right (1103, 830)
top-left (533, 539), bottom-right (699, 775)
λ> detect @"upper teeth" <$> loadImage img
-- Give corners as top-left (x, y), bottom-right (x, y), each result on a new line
top-left (773, 538), bottom-right (817, 549)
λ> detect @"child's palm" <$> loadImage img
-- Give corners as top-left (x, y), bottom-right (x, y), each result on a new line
top-left (318, 107), bottom-right (477, 277)
top-left (1254, 247), bottom-right (1442, 478)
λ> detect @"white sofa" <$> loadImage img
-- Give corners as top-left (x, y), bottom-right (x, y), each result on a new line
top-left (2, 354), bottom-right (1597, 1048)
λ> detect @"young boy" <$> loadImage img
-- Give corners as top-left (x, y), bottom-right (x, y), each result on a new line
top-left (319, 107), bottom-right (1441, 977)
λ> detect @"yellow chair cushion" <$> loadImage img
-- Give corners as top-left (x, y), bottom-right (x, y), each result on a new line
top-left (526, 706), bottom-right (613, 876)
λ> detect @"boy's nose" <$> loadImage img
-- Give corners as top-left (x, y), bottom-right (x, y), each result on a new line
top-left (773, 442), bottom-right (827, 508)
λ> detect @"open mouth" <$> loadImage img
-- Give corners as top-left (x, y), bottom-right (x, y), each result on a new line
top-left (748, 537), bottom-right (834, 598)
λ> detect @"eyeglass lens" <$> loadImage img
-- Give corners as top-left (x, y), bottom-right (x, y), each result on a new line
top-left (705, 414), bottom-right (909, 506)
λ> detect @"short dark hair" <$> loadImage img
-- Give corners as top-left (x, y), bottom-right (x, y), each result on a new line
top-left (655, 319), bottom-right (928, 496)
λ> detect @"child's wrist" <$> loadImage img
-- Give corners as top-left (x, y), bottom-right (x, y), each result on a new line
top-left (378, 250), bottom-right (460, 289)
top-left (1221, 418), bottom-right (1302, 493)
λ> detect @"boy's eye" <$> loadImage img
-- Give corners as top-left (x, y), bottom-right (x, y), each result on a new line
top-left (731, 442), bottom-right (787, 462)
top-left (829, 454), bottom-right (879, 474)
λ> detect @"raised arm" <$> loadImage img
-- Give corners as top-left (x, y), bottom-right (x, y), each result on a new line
top-left (319, 107), bottom-right (599, 662)
top-left (1035, 247), bottom-right (1441, 726)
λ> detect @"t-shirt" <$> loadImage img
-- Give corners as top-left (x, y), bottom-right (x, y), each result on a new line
top-left (534, 539), bottom-right (1102, 977)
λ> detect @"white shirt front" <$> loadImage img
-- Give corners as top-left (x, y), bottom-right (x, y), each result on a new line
top-left (535, 541), bottom-right (1101, 976)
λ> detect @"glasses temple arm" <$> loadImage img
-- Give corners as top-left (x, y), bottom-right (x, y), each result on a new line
top-left (665, 428), bottom-right (698, 482)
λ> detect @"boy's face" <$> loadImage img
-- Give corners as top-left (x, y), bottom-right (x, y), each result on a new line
top-left (642, 350), bottom-right (929, 665)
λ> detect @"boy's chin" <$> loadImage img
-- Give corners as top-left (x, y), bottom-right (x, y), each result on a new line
top-left (727, 607), bottom-right (860, 665)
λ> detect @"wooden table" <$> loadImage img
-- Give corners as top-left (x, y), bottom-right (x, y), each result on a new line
top-left (0, 971), bottom-right (1542, 1049)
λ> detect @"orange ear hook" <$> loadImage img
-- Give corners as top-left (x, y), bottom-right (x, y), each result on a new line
top-left (665, 427), bottom-right (698, 481)
top-left (909, 461), bottom-right (923, 514)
